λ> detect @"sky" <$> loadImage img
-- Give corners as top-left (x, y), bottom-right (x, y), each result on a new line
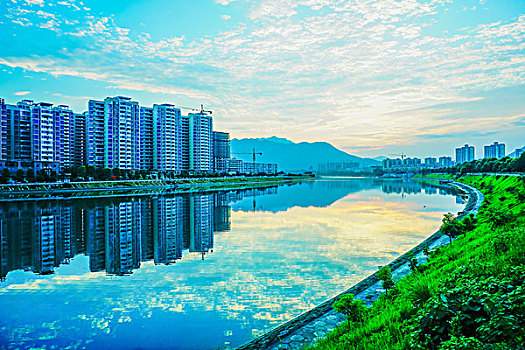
top-left (0, 0), bottom-right (524, 159)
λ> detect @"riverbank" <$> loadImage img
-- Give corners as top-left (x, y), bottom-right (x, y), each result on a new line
top-left (236, 179), bottom-right (484, 350)
top-left (302, 175), bottom-right (524, 350)
top-left (0, 176), bottom-right (310, 201)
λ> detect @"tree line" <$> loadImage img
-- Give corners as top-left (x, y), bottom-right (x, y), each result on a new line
top-left (421, 153), bottom-right (525, 175)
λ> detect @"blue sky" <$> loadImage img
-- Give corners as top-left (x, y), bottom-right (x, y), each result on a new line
top-left (0, 0), bottom-right (524, 158)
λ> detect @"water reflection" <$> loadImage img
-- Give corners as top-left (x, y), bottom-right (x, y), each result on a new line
top-left (0, 180), bottom-right (457, 279)
top-left (0, 178), bottom-right (463, 350)
top-left (1, 193), bottom-right (229, 279)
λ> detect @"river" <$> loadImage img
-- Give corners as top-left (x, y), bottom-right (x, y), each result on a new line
top-left (0, 177), bottom-right (464, 349)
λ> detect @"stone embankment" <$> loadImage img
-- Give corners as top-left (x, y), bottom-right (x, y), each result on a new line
top-left (0, 177), bottom-right (307, 202)
top-left (236, 182), bottom-right (483, 350)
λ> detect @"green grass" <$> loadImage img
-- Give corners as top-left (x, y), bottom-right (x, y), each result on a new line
top-left (306, 175), bottom-right (525, 350)
top-left (413, 173), bottom-right (456, 181)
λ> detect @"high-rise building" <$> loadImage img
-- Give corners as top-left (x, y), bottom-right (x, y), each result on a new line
top-left (424, 157), bottom-right (437, 167)
top-left (0, 99), bottom-right (7, 163)
top-left (212, 131), bottom-right (230, 173)
top-left (87, 100), bottom-right (105, 168)
top-left (438, 156), bottom-right (453, 168)
top-left (52, 105), bottom-right (74, 171)
top-left (153, 104), bottom-right (182, 173)
top-left (32, 102), bottom-right (56, 165)
top-left (72, 112), bottom-right (87, 167)
top-left (181, 112), bottom-right (213, 173)
top-left (105, 96), bottom-right (141, 170)
top-left (484, 142), bottom-right (505, 159)
top-left (7, 101), bottom-right (33, 164)
top-left (88, 96), bottom-right (141, 170)
top-left (139, 107), bottom-right (154, 171)
top-left (1, 96), bottom-right (227, 175)
top-left (455, 144), bottom-right (475, 164)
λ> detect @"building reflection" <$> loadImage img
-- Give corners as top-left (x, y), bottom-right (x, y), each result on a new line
top-left (0, 180), bottom-right (460, 279)
top-left (0, 188), bottom-right (277, 279)
top-left (381, 180), bottom-right (457, 196)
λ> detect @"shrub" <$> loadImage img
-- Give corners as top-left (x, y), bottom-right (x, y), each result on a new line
top-left (332, 293), bottom-right (368, 329)
top-left (377, 265), bottom-right (395, 295)
top-left (440, 213), bottom-right (464, 244)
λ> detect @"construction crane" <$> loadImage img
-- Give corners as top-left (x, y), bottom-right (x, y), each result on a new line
top-left (174, 104), bottom-right (212, 114)
top-left (389, 153), bottom-right (407, 160)
top-left (232, 148), bottom-right (262, 174)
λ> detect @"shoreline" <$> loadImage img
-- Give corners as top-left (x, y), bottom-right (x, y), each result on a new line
top-left (236, 180), bottom-right (483, 350)
top-left (0, 176), bottom-right (310, 202)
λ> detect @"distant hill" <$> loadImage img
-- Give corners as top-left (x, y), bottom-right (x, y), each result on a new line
top-left (508, 146), bottom-right (524, 158)
top-left (230, 137), bottom-right (380, 172)
top-left (373, 156), bottom-right (388, 161)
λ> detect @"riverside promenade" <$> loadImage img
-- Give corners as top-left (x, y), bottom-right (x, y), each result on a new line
top-left (237, 182), bottom-right (484, 350)
top-left (0, 176), bottom-right (308, 202)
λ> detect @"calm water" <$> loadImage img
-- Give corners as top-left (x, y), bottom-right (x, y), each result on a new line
top-left (0, 178), bottom-right (464, 350)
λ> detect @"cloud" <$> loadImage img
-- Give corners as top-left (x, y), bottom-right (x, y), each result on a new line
top-left (0, 0), bottom-right (524, 155)
top-left (14, 91), bottom-right (31, 96)
top-left (24, 0), bottom-right (44, 6)
top-left (216, 0), bottom-right (238, 5)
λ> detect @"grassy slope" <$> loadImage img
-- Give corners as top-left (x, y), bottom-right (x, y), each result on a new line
top-left (307, 175), bottom-right (525, 350)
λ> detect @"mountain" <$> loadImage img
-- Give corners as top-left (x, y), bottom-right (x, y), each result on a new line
top-left (373, 156), bottom-right (388, 161)
top-left (508, 146), bottom-right (524, 158)
top-left (230, 137), bottom-right (380, 172)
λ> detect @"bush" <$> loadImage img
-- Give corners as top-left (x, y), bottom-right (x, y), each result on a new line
top-left (332, 293), bottom-right (368, 328)
top-left (377, 265), bottom-right (395, 295)
top-left (410, 267), bottom-right (525, 350)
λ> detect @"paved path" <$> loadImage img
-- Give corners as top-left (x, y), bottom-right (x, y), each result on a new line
top-left (237, 182), bottom-right (484, 350)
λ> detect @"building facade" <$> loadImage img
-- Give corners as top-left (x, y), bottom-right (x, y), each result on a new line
top-left (87, 100), bottom-right (106, 169)
top-left (104, 96), bottom-right (141, 170)
top-left (438, 156), bottom-right (453, 168)
top-left (455, 144), bottom-right (475, 164)
top-left (0, 99), bottom-right (7, 162)
top-left (181, 112), bottom-right (212, 173)
top-left (139, 107), bottom-right (154, 171)
top-left (484, 142), bottom-right (505, 159)
top-left (212, 131), bottom-right (230, 173)
top-left (153, 104), bottom-right (182, 173)
top-left (0, 96), bottom-right (286, 177)
top-left (424, 157), bottom-right (437, 167)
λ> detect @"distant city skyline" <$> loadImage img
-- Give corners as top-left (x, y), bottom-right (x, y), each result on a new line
top-left (0, 0), bottom-right (523, 158)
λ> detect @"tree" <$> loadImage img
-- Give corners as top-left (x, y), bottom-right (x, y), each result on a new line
top-left (440, 213), bottom-right (464, 244)
top-left (112, 168), bottom-right (121, 179)
top-left (101, 167), bottom-right (112, 180)
top-left (0, 168), bottom-right (11, 183)
top-left (462, 213), bottom-right (477, 232)
top-left (86, 165), bottom-right (96, 179)
top-left (377, 265), bottom-right (395, 295)
top-left (36, 169), bottom-right (48, 182)
top-left (332, 293), bottom-right (368, 329)
top-left (15, 169), bottom-right (25, 182)
top-left (26, 168), bottom-right (35, 182)
top-left (77, 166), bottom-right (87, 179)
top-left (514, 153), bottom-right (525, 172)
top-left (49, 170), bottom-right (58, 182)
